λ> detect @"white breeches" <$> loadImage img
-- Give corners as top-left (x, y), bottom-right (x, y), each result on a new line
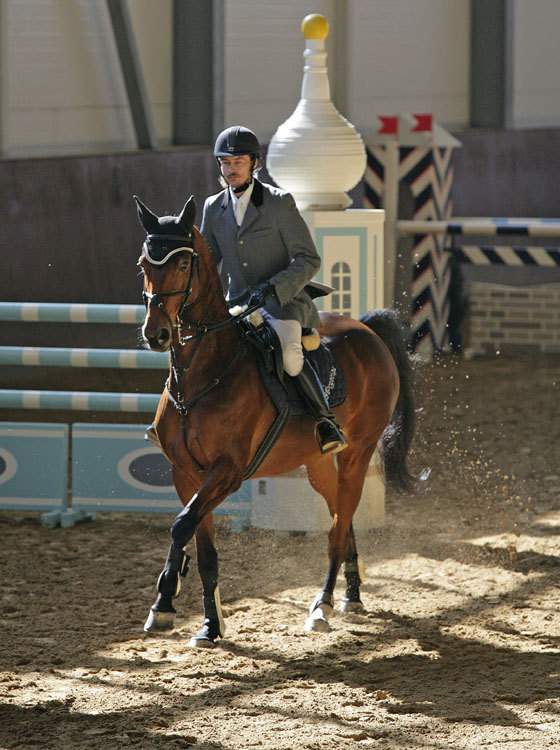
top-left (262, 313), bottom-right (304, 377)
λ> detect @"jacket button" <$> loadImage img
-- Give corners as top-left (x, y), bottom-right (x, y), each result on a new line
top-left (243, 262), bottom-right (248, 267)
top-left (239, 239), bottom-right (244, 245)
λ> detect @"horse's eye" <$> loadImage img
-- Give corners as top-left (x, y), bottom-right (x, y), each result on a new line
top-left (179, 260), bottom-right (189, 271)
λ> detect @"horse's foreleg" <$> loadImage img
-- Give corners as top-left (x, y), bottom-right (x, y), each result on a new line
top-left (189, 513), bottom-right (226, 649)
top-left (145, 459), bottom-right (241, 634)
top-left (305, 447), bottom-right (374, 632)
top-left (144, 540), bottom-right (191, 632)
top-left (339, 522), bottom-right (367, 613)
top-left (144, 468), bottom-right (198, 632)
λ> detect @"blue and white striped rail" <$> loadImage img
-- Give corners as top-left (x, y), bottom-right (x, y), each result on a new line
top-left (0, 346), bottom-right (168, 369)
top-left (452, 245), bottom-right (560, 266)
top-left (397, 218), bottom-right (560, 238)
top-left (0, 390), bottom-right (160, 412)
top-left (0, 302), bottom-right (145, 324)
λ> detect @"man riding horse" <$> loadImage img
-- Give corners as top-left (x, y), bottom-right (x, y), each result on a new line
top-left (148, 125), bottom-right (346, 455)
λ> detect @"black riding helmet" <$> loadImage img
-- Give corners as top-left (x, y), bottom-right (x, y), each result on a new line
top-left (214, 126), bottom-right (260, 161)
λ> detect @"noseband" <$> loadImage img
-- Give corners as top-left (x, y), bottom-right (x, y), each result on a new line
top-left (141, 233), bottom-right (200, 343)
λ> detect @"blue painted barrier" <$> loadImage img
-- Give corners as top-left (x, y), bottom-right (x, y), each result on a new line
top-left (71, 424), bottom-right (251, 530)
top-left (0, 302), bottom-right (144, 324)
top-left (0, 390), bottom-right (161, 412)
top-left (0, 301), bottom-right (252, 530)
top-left (0, 346), bottom-right (168, 369)
top-left (0, 422), bottom-right (69, 516)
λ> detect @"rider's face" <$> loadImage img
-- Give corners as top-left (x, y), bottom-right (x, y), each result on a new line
top-left (219, 155), bottom-right (255, 191)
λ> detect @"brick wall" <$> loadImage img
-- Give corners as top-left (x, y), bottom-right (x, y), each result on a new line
top-left (466, 282), bottom-right (560, 355)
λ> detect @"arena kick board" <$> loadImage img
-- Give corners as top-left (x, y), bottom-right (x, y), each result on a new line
top-left (71, 424), bottom-right (251, 528)
top-left (0, 422), bottom-right (68, 512)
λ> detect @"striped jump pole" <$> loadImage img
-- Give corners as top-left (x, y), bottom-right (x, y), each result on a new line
top-left (397, 218), bottom-right (560, 238)
top-left (0, 346), bottom-right (168, 369)
top-left (0, 390), bottom-right (161, 412)
top-left (450, 245), bottom-right (560, 266)
top-left (0, 302), bottom-right (145, 324)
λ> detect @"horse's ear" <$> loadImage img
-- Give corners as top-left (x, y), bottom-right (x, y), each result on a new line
top-left (134, 195), bottom-right (160, 233)
top-left (177, 196), bottom-right (196, 233)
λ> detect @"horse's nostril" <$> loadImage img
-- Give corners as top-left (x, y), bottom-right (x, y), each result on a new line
top-left (157, 327), bottom-right (171, 345)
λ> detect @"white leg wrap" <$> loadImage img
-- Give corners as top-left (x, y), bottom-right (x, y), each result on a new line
top-left (214, 585), bottom-right (226, 637)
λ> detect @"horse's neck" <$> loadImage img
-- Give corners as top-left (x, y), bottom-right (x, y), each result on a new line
top-left (172, 324), bottom-right (242, 383)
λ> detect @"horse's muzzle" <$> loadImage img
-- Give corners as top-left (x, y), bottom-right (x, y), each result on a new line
top-left (143, 323), bottom-right (171, 351)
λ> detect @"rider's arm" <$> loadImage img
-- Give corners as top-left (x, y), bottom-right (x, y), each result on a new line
top-left (269, 193), bottom-right (321, 306)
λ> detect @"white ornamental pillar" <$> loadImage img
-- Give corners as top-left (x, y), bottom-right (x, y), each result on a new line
top-left (249, 14), bottom-right (386, 534)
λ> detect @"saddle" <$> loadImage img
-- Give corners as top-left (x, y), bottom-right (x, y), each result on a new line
top-left (237, 316), bottom-right (347, 478)
top-left (240, 315), bottom-right (346, 416)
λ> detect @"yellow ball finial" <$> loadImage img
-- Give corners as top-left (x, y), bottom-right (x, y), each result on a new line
top-left (301, 13), bottom-right (329, 40)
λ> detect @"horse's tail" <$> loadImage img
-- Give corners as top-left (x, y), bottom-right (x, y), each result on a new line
top-left (359, 309), bottom-right (421, 494)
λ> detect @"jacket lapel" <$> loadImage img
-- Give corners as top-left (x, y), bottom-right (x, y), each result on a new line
top-left (238, 201), bottom-right (259, 236)
top-left (238, 179), bottom-right (264, 236)
top-left (217, 188), bottom-right (238, 236)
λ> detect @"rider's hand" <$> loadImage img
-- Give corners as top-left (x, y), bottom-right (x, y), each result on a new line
top-left (247, 282), bottom-right (274, 309)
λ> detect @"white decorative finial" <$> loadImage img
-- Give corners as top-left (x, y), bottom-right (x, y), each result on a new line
top-left (266, 14), bottom-right (366, 211)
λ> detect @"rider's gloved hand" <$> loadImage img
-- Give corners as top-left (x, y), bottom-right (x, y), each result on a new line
top-left (247, 282), bottom-right (275, 309)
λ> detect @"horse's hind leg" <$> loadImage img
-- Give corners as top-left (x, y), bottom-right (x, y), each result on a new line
top-left (307, 459), bottom-right (366, 613)
top-left (189, 513), bottom-right (226, 649)
top-left (305, 446), bottom-right (374, 632)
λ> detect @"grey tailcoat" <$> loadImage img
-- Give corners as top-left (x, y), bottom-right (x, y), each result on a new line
top-left (200, 179), bottom-right (322, 328)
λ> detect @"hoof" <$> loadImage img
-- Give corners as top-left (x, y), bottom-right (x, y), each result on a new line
top-left (304, 602), bottom-right (333, 632)
top-left (304, 613), bottom-right (332, 633)
top-left (188, 635), bottom-right (217, 649)
top-left (144, 609), bottom-right (176, 633)
top-left (188, 620), bottom-right (221, 648)
top-left (339, 598), bottom-right (366, 614)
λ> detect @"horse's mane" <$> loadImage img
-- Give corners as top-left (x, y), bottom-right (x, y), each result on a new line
top-left (191, 225), bottom-right (229, 316)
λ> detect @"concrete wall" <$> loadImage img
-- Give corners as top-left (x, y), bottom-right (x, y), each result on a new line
top-left (1, 147), bottom-right (221, 302)
top-left (0, 147), bottom-right (219, 347)
top-left (452, 127), bottom-right (560, 218)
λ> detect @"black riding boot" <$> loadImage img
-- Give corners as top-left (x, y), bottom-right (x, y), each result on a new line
top-left (295, 359), bottom-right (347, 455)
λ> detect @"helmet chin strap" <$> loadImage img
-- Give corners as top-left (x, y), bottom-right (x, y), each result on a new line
top-left (232, 179), bottom-right (252, 195)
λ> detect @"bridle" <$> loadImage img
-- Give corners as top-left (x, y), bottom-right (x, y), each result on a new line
top-left (140, 230), bottom-right (257, 469)
top-left (141, 231), bottom-right (264, 344)
top-left (141, 233), bottom-right (200, 345)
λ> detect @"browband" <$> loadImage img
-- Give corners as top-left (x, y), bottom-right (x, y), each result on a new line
top-left (142, 243), bottom-right (195, 266)
top-left (142, 232), bottom-right (195, 266)
top-left (147, 233), bottom-right (192, 243)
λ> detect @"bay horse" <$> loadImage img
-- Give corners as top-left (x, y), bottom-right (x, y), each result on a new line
top-left (135, 196), bottom-right (418, 647)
